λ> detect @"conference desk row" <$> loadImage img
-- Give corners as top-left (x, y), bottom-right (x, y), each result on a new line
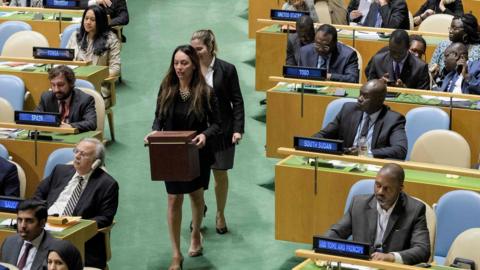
top-left (256, 23), bottom-right (445, 90)
top-left (0, 6), bottom-right (82, 47)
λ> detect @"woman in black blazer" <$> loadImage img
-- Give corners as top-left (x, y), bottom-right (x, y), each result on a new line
top-left (191, 30), bottom-right (245, 235)
top-left (413, 0), bottom-right (464, 26)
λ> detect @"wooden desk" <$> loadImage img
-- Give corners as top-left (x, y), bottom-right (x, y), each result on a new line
top-left (0, 131), bottom-right (102, 197)
top-left (0, 65), bottom-right (108, 110)
top-left (0, 7), bottom-right (82, 47)
top-left (0, 215), bottom-right (97, 261)
top-left (256, 24), bottom-right (444, 90)
top-left (275, 154), bottom-right (480, 244)
top-left (266, 85), bottom-right (480, 165)
top-left (248, 0), bottom-right (283, 39)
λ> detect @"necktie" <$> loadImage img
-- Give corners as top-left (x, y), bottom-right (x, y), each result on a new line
top-left (317, 56), bottom-right (328, 70)
top-left (26, 0), bottom-right (31, 6)
top-left (360, 114), bottom-right (370, 138)
top-left (60, 101), bottom-right (68, 122)
top-left (394, 62), bottom-right (401, 81)
top-left (447, 73), bottom-right (459, 92)
top-left (17, 242), bottom-right (33, 270)
top-left (63, 176), bottom-right (84, 216)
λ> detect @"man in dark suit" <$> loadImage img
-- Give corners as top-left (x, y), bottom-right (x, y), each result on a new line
top-left (87, 0), bottom-right (129, 26)
top-left (325, 163), bottom-right (431, 265)
top-left (367, 29), bottom-right (430, 90)
top-left (35, 65), bottom-right (97, 133)
top-left (0, 200), bottom-right (59, 270)
top-left (286, 15), bottom-right (315, 66)
top-left (298, 24), bottom-right (359, 83)
top-left (432, 42), bottom-right (480, 94)
top-left (34, 138), bottom-right (119, 269)
top-left (314, 79), bottom-right (407, 160)
top-left (347, 0), bottom-right (409, 29)
top-left (0, 156), bottom-right (20, 197)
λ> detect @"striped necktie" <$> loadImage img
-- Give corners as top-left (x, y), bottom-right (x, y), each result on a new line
top-left (62, 176), bottom-right (84, 216)
top-left (17, 242), bottom-right (33, 270)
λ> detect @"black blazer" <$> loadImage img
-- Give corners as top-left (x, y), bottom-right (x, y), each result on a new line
top-left (35, 88), bottom-right (97, 132)
top-left (325, 193), bottom-right (431, 265)
top-left (0, 157), bottom-right (19, 197)
top-left (314, 103), bottom-right (408, 160)
top-left (367, 51), bottom-right (430, 90)
top-left (34, 164), bottom-right (119, 268)
top-left (414, 0), bottom-right (464, 17)
top-left (104, 0), bottom-right (129, 26)
top-left (349, 0), bottom-right (410, 29)
top-left (212, 58), bottom-right (245, 149)
top-left (286, 33), bottom-right (303, 66)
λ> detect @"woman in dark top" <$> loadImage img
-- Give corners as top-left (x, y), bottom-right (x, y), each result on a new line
top-left (47, 240), bottom-right (83, 270)
top-left (191, 30), bottom-right (245, 235)
top-left (413, 0), bottom-right (464, 26)
top-left (145, 45), bottom-right (220, 270)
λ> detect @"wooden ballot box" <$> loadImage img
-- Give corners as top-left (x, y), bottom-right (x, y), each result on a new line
top-left (147, 131), bottom-right (200, 181)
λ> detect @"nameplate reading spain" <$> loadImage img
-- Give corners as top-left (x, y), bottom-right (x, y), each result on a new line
top-left (15, 111), bottom-right (61, 127)
top-left (313, 236), bottom-right (371, 260)
top-left (294, 136), bottom-right (343, 154)
top-left (270, 9), bottom-right (309, 21)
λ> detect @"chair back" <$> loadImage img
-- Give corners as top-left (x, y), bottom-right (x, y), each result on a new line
top-left (342, 43), bottom-right (363, 82)
top-left (434, 190), bottom-right (480, 263)
top-left (0, 75), bottom-right (25, 111)
top-left (418, 14), bottom-right (454, 34)
top-left (43, 148), bottom-right (75, 178)
top-left (75, 79), bottom-right (96, 90)
top-left (60, 24), bottom-right (80, 48)
top-left (413, 197), bottom-right (436, 263)
top-left (0, 144), bottom-right (8, 159)
top-left (0, 21), bottom-right (32, 53)
top-left (410, 130), bottom-right (470, 168)
top-left (78, 87), bottom-right (105, 132)
top-left (322, 98), bottom-right (356, 129)
top-left (408, 11), bottom-right (414, 30)
top-left (1, 30), bottom-right (49, 57)
top-left (405, 107), bottom-right (450, 160)
top-left (10, 160), bottom-right (26, 198)
top-left (344, 179), bottom-right (374, 213)
top-left (445, 228), bottom-right (480, 267)
top-left (0, 97), bottom-right (14, 123)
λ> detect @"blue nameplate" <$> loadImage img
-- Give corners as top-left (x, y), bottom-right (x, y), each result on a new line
top-left (15, 111), bottom-right (61, 127)
top-left (283, 65), bottom-right (326, 80)
top-left (0, 196), bottom-right (23, 213)
top-left (33, 47), bottom-right (75, 61)
top-left (270, 9), bottom-right (309, 21)
top-left (294, 136), bottom-right (343, 154)
top-left (44, 0), bottom-right (81, 9)
top-left (313, 236), bottom-right (371, 260)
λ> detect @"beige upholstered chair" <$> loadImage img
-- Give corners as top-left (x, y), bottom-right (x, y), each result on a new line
top-left (342, 42), bottom-right (363, 82)
top-left (413, 197), bottom-right (436, 263)
top-left (10, 160), bottom-right (26, 198)
top-left (410, 130), bottom-right (471, 168)
top-left (408, 11), bottom-right (414, 30)
top-left (0, 97), bottom-right (14, 123)
top-left (1, 30), bottom-right (49, 57)
top-left (418, 14), bottom-right (454, 34)
top-left (78, 87), bottom-right (105, 133)
top-left (445, 228), bottom-right (480, 267)
top-left (0, 262), bottom-right (18, 270)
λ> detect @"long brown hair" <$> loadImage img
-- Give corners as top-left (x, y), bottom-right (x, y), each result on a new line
top-left (157, 45), bottom-right (211, 120)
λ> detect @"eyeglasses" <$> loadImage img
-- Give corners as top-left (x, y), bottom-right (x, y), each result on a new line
top-left (448, 26), bottom-right (464, 31)
top-left (73, 148), bottom-right (93, 159)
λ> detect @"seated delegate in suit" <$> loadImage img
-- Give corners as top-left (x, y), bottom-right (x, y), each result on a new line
top-left (413, 0), bottom-right (463, 27)
top-left (47, 240), bottom-right (83, 270)
top-left (298, 24), bottom-right (359, 83)
top-left (34, 138), bottom-right (119, 269)
top-left (0, 156), bottom-right (20, 197)
top-left (347, 0), bottom-right (409, 29)
top-left (67, 5), bottom-right (121, 108)
top-left (430, 14), bottom-right (480, 73)
top-left (431, 43), bottom-right (480, 94)
top-left (325, 163), bottom-right (431, 265)
top-left (9, 0), bottom-right (42, 7)
top-left (314, 79), bottom-right (408, 160)
top-left (286, 15), bottom-right (315, 66)
top-left (87, 0), bottom-right (129, 27)
top-left (0, 200), bottom-right (59, 270)
top-left (35, 65), bottom-right (97, 133)
top-left (367, 29), bottom-right (430, 90)
top-left (409, 35), bottom-right (427, 59)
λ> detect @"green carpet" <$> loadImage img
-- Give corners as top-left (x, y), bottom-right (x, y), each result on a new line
top-left (106, 0), bottom-right (309, 269)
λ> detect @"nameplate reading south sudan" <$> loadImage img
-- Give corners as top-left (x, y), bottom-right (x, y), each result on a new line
top-left (294, 136), bottom-right (343, 155)
top-left (270, 9), bottom-right (309, 21)
top-left (283, 66), bottom-right (326, 80)
top-left (313, 236), bottom-right (371, 260)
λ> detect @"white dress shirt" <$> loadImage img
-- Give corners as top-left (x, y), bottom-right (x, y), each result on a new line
top-left (353, 109), bottom-right (381, 156)
top-left (48, 171), bottom-right (93, 216)
top-left (375, 198), bottom-right (403, 263)
top-left (16, 230), bottom-right (44, 270)
top-left (205, 57), bottom-right (215, 88)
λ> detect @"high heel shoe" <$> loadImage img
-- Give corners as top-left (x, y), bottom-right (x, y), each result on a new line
top-left (168, 256), bottom-right (183, 270)
top-left (190, 204), bottom-right (207, 232)
top-left (188, 233), bottom-right (204, 257)
top-left (216, 216), bottom-right (228, 235)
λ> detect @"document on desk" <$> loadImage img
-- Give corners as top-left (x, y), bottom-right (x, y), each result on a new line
top-left (0, 219), bottom-right (14, 226)
top-left (421, 95), bottom-right (468, 102)
top-left (354, 31), bottom-right (380, 40)
top-left (0, 128), bottom-right (21, 139)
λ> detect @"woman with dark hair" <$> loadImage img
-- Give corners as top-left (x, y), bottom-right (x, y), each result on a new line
top-left (430, 14), bottom-right (480, 74)
top-left (190, 29), bottom-right (245, 235)
top-left (144, 45), bottom-right (220, 270)
top-left (67, 5), bottom-right (121, 107)
top-left (47, 240), bottom-right (83, 270)
top-left (413, 0), bottom-right (464, 26)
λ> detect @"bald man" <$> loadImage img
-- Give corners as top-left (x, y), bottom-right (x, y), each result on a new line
top-left (325, 163), bottom-right (431, 265)
top-left (314, 79), bottom-right (407, 160)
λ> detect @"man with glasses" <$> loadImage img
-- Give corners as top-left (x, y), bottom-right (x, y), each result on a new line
top-left (35, 65), bottom-right (97, 133)
top-left (298, 24), bottom-right (359, 83)
top-left (34, 138), bottom-right (119, 269)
